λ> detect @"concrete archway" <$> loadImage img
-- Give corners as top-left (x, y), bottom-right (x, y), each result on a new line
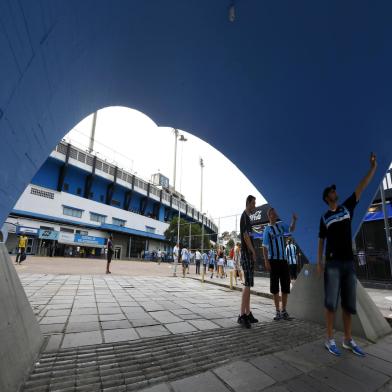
top-left (1, 1), bottom-right (392, 261)
top-left (1, 1), bottom-right (392, 390)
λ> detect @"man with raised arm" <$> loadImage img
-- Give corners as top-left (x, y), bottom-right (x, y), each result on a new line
top-left (318, 153), bottom-right (377, 357)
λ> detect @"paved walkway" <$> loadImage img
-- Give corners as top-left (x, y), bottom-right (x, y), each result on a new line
top-left (15, 258), bottom-right (392, 392)
top-left (19, 273), bottom-right (276, 351)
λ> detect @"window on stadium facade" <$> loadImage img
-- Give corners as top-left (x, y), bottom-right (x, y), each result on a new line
top-left (63, 206), bottom-right (83, 218)
top-left (112, 218), bottom-right (126, 227)
top-left (90, 212), bottom-right (106, 224)
top-left (145, 226), bottom-right (156, 234)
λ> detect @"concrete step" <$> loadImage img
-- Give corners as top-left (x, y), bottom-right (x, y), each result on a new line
top-left (22, 319), bottom-right (325, 391)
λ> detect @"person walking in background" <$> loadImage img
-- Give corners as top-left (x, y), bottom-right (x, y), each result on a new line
top-left (217, 248), bottom-right (225, 278)
top-left (208, 249), bottom-right (215, 279)
top-left (15, 234), bottom-right (28, 264)
top-left (262, 208), bottom-right (298, 321)
top-left (106, 234), bottom-right (114, 274)
top-left (157, 249), bottom-right (162, 265)
top-left (202, 249), bottom-right (209, 274)
top-left (195, 249), bottom-right (202, 274)
top-left (238, 195), bottom-right (259, 329)
top-left (181, 246), bottom-right (190, 277)
top-left (285, 238), bottom-right (298, 281)
top-left (234, 242), bottom-right (244, 285)
top-left (173, 243), bottom-right (180, 276)
top-left (318, 153), bottom-right (377, 357)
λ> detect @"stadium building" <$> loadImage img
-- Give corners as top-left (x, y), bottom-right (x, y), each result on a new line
top-left (3, 141), bottom-right (217, 259)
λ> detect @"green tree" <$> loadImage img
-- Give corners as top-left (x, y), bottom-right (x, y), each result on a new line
top-left (164, 217), bottom-right (210, 251)
top-left (226, 238), bottom-right (235, 250)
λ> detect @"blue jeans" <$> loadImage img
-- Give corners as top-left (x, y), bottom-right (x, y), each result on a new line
top-left (324, 260), bottom-right (357, 314)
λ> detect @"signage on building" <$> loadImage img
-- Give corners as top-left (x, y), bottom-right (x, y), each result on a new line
top-left (58, 231), bottom-right (75, 244)
top-left (38, 229), bottom-right (59, 240)
top-left (16, 226), bottom-right (39, 236)
top-left (74, 234), bottom-right (106, 246)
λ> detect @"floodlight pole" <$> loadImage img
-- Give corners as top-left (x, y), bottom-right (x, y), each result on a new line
top-left (173, 134), bottom-right (187, 277)
top-left (88, 111), bottom-right (98, 153)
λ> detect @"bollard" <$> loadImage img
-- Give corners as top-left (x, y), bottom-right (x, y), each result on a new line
top-left (201, 267), bottom-right (205, 283)
top-left (230, 270), bottom-right (233, 289)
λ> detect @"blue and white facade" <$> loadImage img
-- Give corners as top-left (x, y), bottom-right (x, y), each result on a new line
top-left (5, 141), bottom-right (217, 259)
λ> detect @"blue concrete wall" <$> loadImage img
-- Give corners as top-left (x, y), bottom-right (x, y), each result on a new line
top-left (1, 1), bottom-right (392, 261)
top-left (31, 158), bottom-right (61, 190)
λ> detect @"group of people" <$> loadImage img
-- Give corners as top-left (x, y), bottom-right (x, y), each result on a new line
top-left (239, 153), bottom-right (377, 359)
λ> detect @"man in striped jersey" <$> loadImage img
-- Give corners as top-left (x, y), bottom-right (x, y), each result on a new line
top-left (285, 238), bottom-right (298, 280)
top-left (262, 208), bottom-right (298, 321)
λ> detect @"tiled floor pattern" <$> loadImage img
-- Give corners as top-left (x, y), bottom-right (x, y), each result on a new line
top-left (20, 273), bottom-right (277, 351)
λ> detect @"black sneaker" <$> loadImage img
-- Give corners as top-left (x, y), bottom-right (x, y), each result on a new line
top-left (273, 310), bottom-right (282, 321)
top-left (248, 312), bottom-right (258, 323)
top-left (281, 310), bottom-right (292, 320)
top-left (238, 314), bottom-right (251, 329)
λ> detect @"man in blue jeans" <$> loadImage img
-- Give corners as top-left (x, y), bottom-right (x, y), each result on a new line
top-left (317, 153), bottom-right (377, 357)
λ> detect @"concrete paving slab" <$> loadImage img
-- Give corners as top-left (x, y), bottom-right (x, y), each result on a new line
top-left (98, 307), bottom-right (122, 315)
top-left (250, 354), bottom-right (303, 382)
top-left (68, 314), bottom-right (99, 323)
top-left (211, 318), bottom-right (237, 328)
top-left (62, 331), bottom-right (103, 348)
top-left (44, 334), bottom-right (63, 353)
top-left (131, 318), bottom-right (161, 327)
top-left (164, 322), bottom-right (197, 334)
top-left (351, 353), bottom-right (392, 377)
top-left (263, 387), bottom-right (291, 392)
top-left (70, 308), bottom-right (98, 315)
top-left (330, 357), bottom-right (389, 389)
top-left (101, 320), bottom-right (132, 330)
top-left (213, 361), bottom-right (275, 392)
top-left (171, 371), bottom-right (231, 392)
top-left (309, 366), bottom-right (369, 392)
top-left (40, 316), bottom-right (68, 324)
top-left (45, 309), bottom-right (71, 317)
top-left (365, 345), bottom-right (392, 363)
top-left (103, 328), bottom-right (139, 343)
top-left (40, 323), bottom-right (65, 334)
top-left (285, 374), bottom-right (336, 392)
top-left (150, 311), bottom-right (183, 323)
top-left (275, 340), bottom-right (338, 372)
top-left (140, 383), bottom-right (172, 392)
top-left (100, 313), bottom-right (126, 321)
top-left (188, 319), bottom-right (221, 331)
top-left (66, 321), bottom-right (100, 333)
top-left (136, 325), bottom-right (170, 338)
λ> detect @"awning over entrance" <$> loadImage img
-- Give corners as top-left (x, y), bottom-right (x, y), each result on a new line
top-left (364, 204), bottom-right (392, 222)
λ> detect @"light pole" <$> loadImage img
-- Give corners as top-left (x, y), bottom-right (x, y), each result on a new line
top-left (172, 128), bottom-right (179, 190)
top-left (200, 158), bottom-right (205, 253)
top-left (173, 133), bottom-right (187, 277)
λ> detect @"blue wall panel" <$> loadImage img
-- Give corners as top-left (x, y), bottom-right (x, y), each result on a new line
top-left (31, 158), bottom-right (61, 190)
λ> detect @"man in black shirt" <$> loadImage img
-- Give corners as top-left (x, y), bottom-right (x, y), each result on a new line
top-left (318, 153), bottom-right (377, 357)
top-left (237, 195), bottom-right (258, 329)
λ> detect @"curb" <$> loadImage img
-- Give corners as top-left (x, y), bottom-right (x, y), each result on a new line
top-left (188, 276), bottom-right (392, 325)
top-left (188, 276), bottom-right (273, 300)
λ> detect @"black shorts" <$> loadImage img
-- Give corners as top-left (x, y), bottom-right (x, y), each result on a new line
top-left (270, 259), bottom-right (290, 294)
top-left (289, 264), bottom-right (297, 280)
top-left (241, 253), bottom-right (254, 287)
